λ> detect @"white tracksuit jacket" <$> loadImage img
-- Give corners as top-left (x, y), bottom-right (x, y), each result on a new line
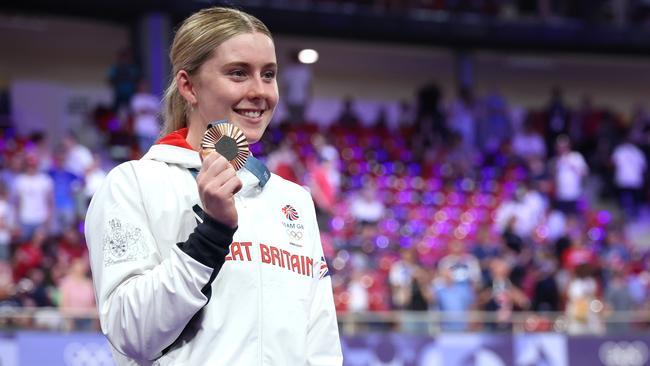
top-left (85, 130), bottom-right (343, 365)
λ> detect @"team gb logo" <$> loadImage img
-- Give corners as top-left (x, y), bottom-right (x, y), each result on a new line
top-left (282, 205), bottom-right (300, 221)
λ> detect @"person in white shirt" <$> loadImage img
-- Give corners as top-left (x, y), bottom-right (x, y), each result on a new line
top-left (553, 135), bottom-right (588, 215)
top-left (13, 155), bottom-right (53, 241)
top-left (82, 153), bottom-right (107, 211)
top-left (512, 119), bottom-right (546, 162)
top-left (85, 7), bottom-right (342, 365)
top-left (611, 136), bottom-right (647, 218)
top-left (0, 183), bottom-right (15, 260)
top-left (281, 50), bottom-right (312, 124)
top-left (130, 79), bottom-right (161, 154)
top-left (62, 132), bottom-right (93, 178)
top-left (349, 185), bottom-right (385, 225)
top-left (493, 182), bottom-right (547, 240)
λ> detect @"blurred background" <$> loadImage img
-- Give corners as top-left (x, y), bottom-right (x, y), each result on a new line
top-left (1, 0), bottom-right (650, 365)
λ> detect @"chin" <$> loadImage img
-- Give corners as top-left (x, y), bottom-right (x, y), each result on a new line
top-left (243, 129), bottom-right (264, 144)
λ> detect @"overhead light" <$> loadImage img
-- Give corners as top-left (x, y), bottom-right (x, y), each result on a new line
top-left (298, 49), bottom-right (318, 64)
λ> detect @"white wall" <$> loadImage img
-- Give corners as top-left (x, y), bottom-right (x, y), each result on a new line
top-left (0, 15), bottom-right (126, 138)
top-left (276, 35), bottom-right (650, 119)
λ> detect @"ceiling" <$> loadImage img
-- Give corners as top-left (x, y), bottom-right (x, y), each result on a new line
top-left (2, 0), bottom-right (650, 55)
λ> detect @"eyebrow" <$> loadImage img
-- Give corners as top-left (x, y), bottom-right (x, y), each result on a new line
top-left (223, 61), bottom-right (277, 69)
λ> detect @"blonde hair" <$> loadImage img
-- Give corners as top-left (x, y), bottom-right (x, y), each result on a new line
top-left (161, 7), bottom-right (272, 135)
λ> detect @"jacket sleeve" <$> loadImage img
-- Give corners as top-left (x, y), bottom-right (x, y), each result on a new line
top-left (304, 195), bottom-right (343, 366)
top-left (85, 163), bottom-right (232, 361)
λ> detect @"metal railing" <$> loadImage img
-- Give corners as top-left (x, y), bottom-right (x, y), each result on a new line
top-left (337, 310), bottom-right (650, 335)
top-left (2, 307), bottom-right (650, 335)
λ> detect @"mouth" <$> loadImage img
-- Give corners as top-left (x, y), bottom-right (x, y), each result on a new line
top-left (234, 108), bottom-right (264, 120)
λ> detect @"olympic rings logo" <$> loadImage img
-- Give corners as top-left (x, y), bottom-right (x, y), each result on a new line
top-left (286, 230), bottom-right (303, 240)
top-left (63, 342), bottom-right (114, 366)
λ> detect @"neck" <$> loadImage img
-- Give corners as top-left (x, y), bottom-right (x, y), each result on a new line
top-left (186, 127), bottom-right (202, 151)
top-left (186, 114), bottom-right (205, 151)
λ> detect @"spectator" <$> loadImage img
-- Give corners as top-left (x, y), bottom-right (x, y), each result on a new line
top-left (266, 139), bottom-right (303, 184)
top-left (531, 252), bottom-right (561, 312)
top-left (389, 248), bottom-right (429, 311)
top-left (61, 132), bottom-right (93, 179)
top-left (0, 260), bottom-right (21, 324)
top-left (544, 87), bottom-right (571, 155)
top-left (604, 269), bottom-right (636, 333)
top-left (306, 153), bottom-right (338, 231)
top-left (58, 258), bottom-right (96, 331)
top-left (572, 95), bottom-right (600, 158)
top-left (471, 225), bottom-right (502, 283)
top-left (445, 132), bottom-right (476, 180)
top-left (334, 96), bottom-right (362, 128)
top-left (347, 270), bottom-right (369, 313)
top-left (18, 267), bottom-right (54, 307)
top-left (130, 79), bottom-right (161, 155)
top-left (512, 118), bottom-right (546, 162)
top-left (0, 183), bottom-right (15, 261)
top-left (57, 226), bottom-right (88, 266)
top-left (552, 135), bottom-right (588, 215)
top-left (312, 133), bottom-right (341, 191)
top-left (0, 153), bottom-right (24, 196)
top-left (438, 241), bottom-right (481, 287)
top-left (601, 227), bottom-right (631, 281)
top-left (566, 263), bottom-right (604, 335)
top-left (430, 265), bottom-right (476, 331)
top-left (348, 185), bottom-right (385, 225)
top-left (611, 135), bottom-right (647, 219)
top-left (25, 131), bottom-right (53, 172)
top-left (12, 226), bottom-right (47, 280)
top-left (479, 258), bottom-right (530, 331)
top-left (389, 248), bottom-right (430, 333)
top-left (396, 100), bottom-right (415, 128)
top-left (561, 233), bottom-right (596, 273)
top-left (13, 155), bottom-right (53, 240)
top-left (82, 153), bottom-right (107, 210)
top-left (479, 88), bottom-right (512, 154)
top-left (281, 49), bottom-right (312, 124)
top-left (494, 182), bottom-right (547, 241)
top-left (413, 82), bottom-right (445, 157)
top-left (537, 205), bottom-right (568, 243)
top-left (447, 86), bottom-right (477, 149)
top-left (47, 148), bottom-right (82, 235)
top-left (108, 47), bottom-right (141, 114)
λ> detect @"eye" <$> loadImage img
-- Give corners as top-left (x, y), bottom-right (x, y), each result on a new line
top-left (262, 70), bottom-right (276, 81)
top-left (228, 69), bottom-right (247, 78)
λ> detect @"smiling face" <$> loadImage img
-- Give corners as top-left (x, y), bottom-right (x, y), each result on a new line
top-left (188, 32), bottom-right (278, 145)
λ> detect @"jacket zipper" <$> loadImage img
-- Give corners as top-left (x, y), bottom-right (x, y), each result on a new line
top-left (254, 196), bottom-right (264, 365)
top-left (242, 194), bottom-right (264, 365)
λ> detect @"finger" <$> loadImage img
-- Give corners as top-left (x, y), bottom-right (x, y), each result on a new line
top-left (220, 175), bottom-right (243, 195)
top-left (201, 150), bottom-right (222, 166)
top-left (201, 151), bottom-right (226, 170)
top-left (203, 165), bottom-right (237, 189)
top-left (200, 155), bottom-right (230, 180)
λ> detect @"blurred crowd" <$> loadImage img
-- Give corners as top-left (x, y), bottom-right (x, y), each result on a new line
top-left (0, 52), bottom-right (649, 335)
top-left (265, 83), bottom-right (650, 335)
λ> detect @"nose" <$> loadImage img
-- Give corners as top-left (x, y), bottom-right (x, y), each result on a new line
top-left (246, 76), bottom-right (267, 100)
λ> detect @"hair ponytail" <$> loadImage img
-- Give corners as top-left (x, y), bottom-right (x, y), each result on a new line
top-left (161, 77), bottom-right (189, 135)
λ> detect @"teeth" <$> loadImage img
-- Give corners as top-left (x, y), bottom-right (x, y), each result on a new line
top-left (238, 110), bottom-right (262, 118)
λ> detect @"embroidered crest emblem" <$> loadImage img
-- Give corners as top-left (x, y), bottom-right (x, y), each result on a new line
top-left (103, 218), bottom-right (148, 266)
top-left (282, 205), bottom-right (300, 221)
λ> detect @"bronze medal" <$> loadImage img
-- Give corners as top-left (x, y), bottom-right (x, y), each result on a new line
top-left (200, 123), bottom-right (250, 170)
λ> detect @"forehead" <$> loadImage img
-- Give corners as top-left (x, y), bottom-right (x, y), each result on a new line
top-left (210, 32), bottom-right (276, 65)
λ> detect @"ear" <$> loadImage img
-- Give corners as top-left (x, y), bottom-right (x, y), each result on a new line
top-left (176, 70), bottom-right (198, 106)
